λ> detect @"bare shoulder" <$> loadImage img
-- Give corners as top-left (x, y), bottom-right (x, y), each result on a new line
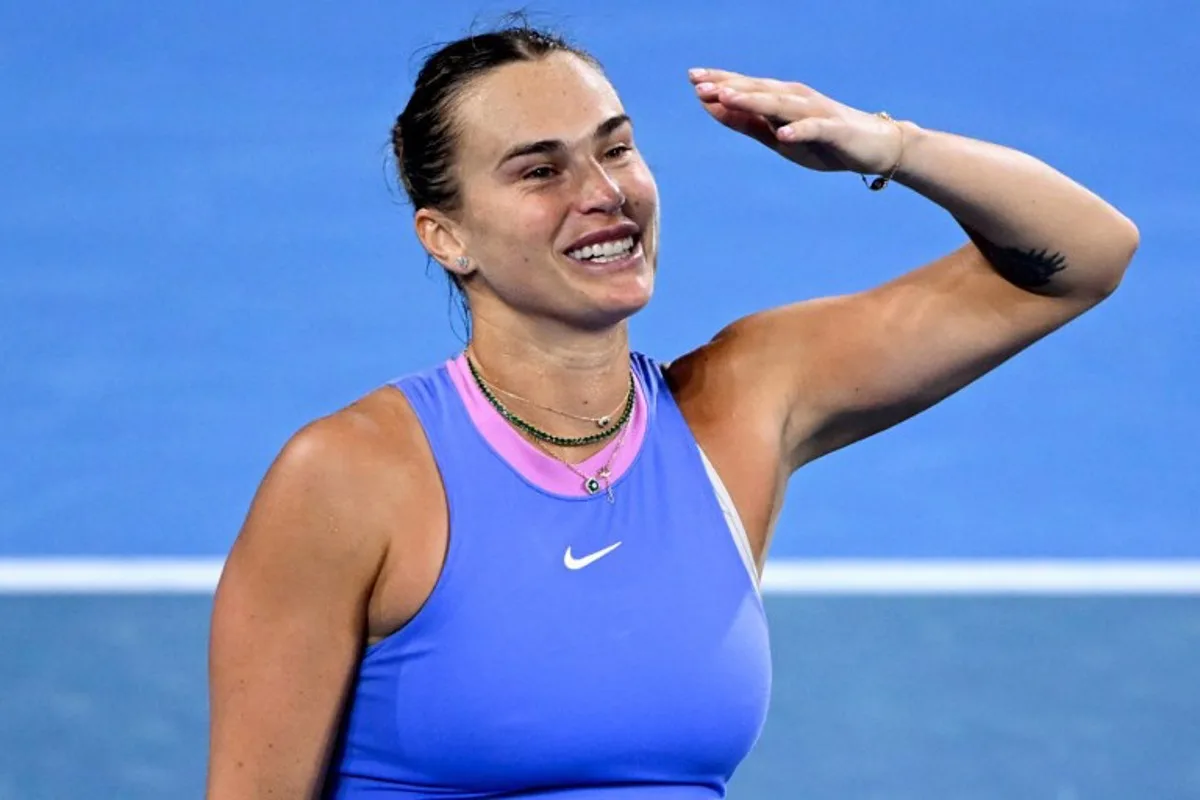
top-left (216, 383), bottom-right (441, 633)
top-left (206, 385), bottom-right (440, 799)
top-left (237, 387), bottom-right (427, 564)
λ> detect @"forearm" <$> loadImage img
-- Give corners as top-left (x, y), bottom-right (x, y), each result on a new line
top-left (892, 122), bottom-right (1139, 298)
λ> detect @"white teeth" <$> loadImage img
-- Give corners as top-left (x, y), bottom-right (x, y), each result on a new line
top-left (567, 236), bottom-right (635, 262)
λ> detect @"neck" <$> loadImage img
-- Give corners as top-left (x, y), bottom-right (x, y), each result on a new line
top-left (465, 311), bottom-right (633, 427)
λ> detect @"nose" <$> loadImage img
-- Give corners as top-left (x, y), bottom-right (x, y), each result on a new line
top-left (578, 160), bottom-right (626, 214)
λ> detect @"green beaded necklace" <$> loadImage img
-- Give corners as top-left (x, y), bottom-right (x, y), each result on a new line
top-left (465, 354), bottom-right (635, 449)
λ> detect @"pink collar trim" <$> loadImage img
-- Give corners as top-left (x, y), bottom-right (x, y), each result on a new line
top-left (446, 354), bottom-right (647, 497)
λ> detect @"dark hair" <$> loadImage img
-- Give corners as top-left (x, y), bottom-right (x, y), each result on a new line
top-left (390, 17), bottom-right (601, 334)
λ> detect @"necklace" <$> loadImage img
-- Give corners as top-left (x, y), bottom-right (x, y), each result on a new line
top-left (473, 362), bottom-right (627, 430)
top-left (465, 353), bottom-right (635, 449)
top-left (526, 411), bottom-right (633, 502)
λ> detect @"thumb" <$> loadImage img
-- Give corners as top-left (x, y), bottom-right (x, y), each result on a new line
top-left (774, 117), bottom-right (847, 171)
top-left (776, 117), bottom-right (832, 145)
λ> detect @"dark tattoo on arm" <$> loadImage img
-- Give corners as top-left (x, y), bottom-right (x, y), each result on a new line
top-left (960, 223), bottom-right (1068, 290)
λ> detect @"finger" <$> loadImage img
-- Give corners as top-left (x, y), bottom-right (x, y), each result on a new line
top-left (688, 67), bottom-right (746, 84)
top-left (691, 68), bottom-right (811, 95)
top-left (718, 89), bottom-right (813, 127)
top-left (693, 81), bottom-right (721, 103)
top-left (690, 69), bottom-right (797, 98)
top-left (698, 100), bottom-right (780, 149)
top-left (694, 76), bottom-right (786, 103)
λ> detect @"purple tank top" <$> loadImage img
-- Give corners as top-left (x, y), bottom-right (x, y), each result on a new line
top-left (324, 351), bottom-right (771, 798)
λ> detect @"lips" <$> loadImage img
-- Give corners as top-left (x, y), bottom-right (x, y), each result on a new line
top-left (562, 221), bottom-right (641, 254)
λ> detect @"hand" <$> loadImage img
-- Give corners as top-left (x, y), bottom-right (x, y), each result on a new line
top-left (689, 68), bottom-right (905, 177)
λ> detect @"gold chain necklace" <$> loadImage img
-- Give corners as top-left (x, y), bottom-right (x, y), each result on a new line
top-left (464, 352), bottom-right (634, 449)
top-left (475, 367), bottom-right (627, 430)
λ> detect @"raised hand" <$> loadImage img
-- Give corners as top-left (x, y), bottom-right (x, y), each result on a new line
top-left (689, 67), bottom-right (905, 179)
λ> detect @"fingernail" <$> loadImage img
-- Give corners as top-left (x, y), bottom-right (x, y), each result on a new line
top-left (689, 68), bottom-right (707, 79)
top-left (695, 82), bottom-right (715, 92)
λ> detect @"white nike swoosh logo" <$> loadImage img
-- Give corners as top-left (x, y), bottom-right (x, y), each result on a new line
top-left (564, 541), bottom-right (623, 570)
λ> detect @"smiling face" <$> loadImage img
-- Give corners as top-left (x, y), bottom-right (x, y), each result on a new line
top-left (420, 52), bottom-right (660, 332)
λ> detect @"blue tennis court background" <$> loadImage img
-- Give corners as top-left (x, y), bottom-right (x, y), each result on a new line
top-left (1, 1), bottom-right (1198, 798)
top-left (3, 0), bottom-right (1197, 560)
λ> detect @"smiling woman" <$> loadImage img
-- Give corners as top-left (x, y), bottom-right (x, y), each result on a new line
top-left (204, 14), bottom-right (1138, 800)
top-left (416, 53), bottom-right (660, 336)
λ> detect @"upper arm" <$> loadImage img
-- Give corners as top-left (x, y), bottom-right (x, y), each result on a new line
top-left (206, 416), bottom-right (390, 800)
top-left (716, 242), bottom-right (1112, 470)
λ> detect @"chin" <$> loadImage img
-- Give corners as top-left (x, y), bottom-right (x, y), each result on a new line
top-left (604, 261), bottom-right (654, 305)
top-left (557, 249), bottom-right (655, 325)
top-left (584, 278), bottom-right (654, 330)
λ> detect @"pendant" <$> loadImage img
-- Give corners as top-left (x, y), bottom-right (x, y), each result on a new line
top-left (585, 467), bottom-right (613, 500)
top-left (597, 416), bottom-right (611, 428)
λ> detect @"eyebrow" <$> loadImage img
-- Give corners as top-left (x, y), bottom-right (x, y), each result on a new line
top-left (496, 114), bottom-right (632, 169)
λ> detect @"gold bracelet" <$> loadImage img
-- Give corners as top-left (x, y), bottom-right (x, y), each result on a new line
top-left (862, 111), bottom-right (905, 192)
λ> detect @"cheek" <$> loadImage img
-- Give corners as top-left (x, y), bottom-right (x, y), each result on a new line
top-left (512, 200), bottom-right (562, 245)
top-left (477, 196), bottom-right (559, 258)
top-left (622, 163), bottom-right (659, 214)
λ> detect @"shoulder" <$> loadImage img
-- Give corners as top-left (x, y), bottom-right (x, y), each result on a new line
top-left (659, 301), bottom-right (824, 426)
top-left (231, 384), bottom-right (437, 579)
top-left (206, 384), bottom-right (444, 795)
top-left (665, 293), bottom-right (876, 426)
top-left (276, 387), bottom-right (425, 496)
top-left (659, 296), bottom-right (864, 478)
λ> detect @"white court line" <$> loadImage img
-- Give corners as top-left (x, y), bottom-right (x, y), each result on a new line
top-left (761, 560), bottom-right (1200, 595)
top-left (2, 558), bottom-right (1200, 595)
top-left (0, 559), bottom-right (224, 594)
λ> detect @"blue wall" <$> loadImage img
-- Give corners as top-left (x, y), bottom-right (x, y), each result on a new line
top-left (2, 0), bottom-right (1196, 558)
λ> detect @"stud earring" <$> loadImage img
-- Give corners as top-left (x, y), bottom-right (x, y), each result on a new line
top-left (455, 256), bottom-right (470, 270)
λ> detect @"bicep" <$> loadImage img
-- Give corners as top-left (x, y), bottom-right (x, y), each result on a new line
top-left (728, 243), bottom-right (1102, 469)
top-left (206, 427), bottom-right (386, 800)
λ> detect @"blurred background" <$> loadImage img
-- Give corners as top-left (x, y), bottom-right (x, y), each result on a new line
top-left (1, 0), bottom-right (1197, 797)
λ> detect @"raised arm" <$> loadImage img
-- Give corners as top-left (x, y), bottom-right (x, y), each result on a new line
top-left (687, 68), bottom-right (1138, 469)
top-left (206, 415), bottom-right (390, 799)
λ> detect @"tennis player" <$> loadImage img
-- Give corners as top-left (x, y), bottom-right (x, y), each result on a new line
top-left (205, 21), bottom-right (1138, 799)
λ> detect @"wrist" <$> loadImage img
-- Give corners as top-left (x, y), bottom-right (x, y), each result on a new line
top-left (862, 114), bottom-right (918, 191)
top-left (890, 120), bottom-right (927, 184)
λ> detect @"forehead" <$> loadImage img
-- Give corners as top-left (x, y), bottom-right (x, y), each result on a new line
top-left (453, 53), bottom-right (625, 165)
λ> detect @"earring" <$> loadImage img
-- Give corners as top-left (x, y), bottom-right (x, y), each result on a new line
top-left (455, 256), bottom-right (470, 270)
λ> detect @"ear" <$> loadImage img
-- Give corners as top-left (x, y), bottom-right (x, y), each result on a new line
top-left (414, 208), bottom-right (474, 279)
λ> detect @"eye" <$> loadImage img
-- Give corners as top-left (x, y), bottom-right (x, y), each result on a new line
top-left (523, 165), bottom-right (558, 181)
top-left (604, 143), bottom-right (633, 160)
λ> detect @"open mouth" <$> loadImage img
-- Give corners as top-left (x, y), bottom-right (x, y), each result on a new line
top-left (564, 232), bottom-right (642, 266)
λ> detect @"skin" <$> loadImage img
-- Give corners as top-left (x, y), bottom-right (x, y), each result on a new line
top-left (206, 53), bottom-right (1139, 798)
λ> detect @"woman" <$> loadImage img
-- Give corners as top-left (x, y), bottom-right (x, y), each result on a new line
top-left (205, 22), bottom-right (1138, 800)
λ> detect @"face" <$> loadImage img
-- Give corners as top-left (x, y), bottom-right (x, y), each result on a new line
top-left (431, 53), bottom-right (660, 331)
